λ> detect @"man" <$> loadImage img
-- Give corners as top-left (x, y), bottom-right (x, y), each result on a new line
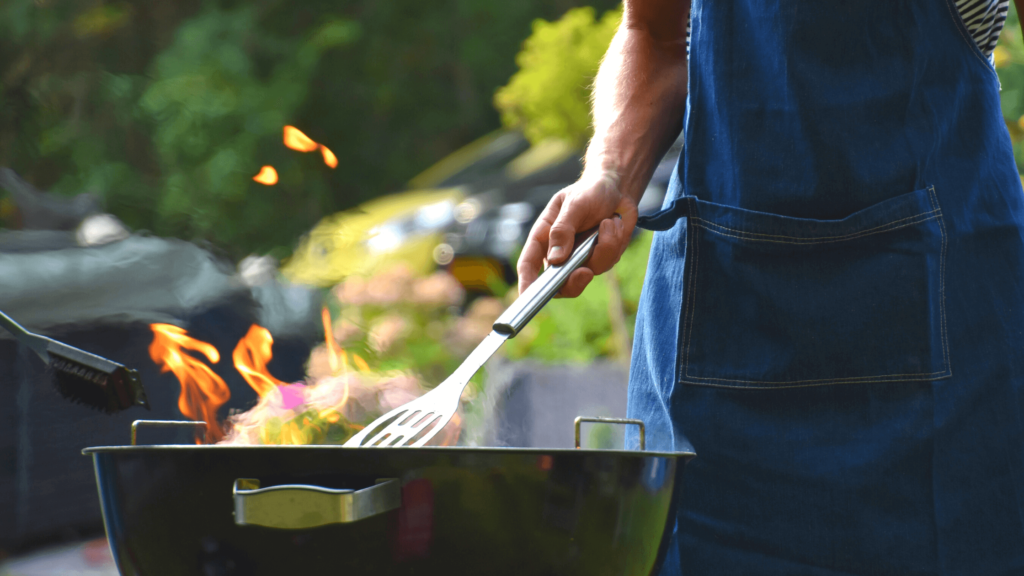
top-left (517, 0), bottom-right (1024, 573)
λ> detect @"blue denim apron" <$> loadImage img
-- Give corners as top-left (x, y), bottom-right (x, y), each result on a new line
top-left (628, 1), bottom-right (1024, 574)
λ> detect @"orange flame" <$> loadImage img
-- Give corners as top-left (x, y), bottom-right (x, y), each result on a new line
top-left (144, 312), bottom-right (467, 447)
top-left (321, 307), bottom-right (347, 374)
top-left (232, 325), bottom-right (288, 398)
top-left (283, 125), bottom-right (319, 152)
top-left (252, 166), bottom-right (278, 185)
top-left (149, 324), bottom-right (230, 442)
top-left (320, 145), bottom-right (338, 168)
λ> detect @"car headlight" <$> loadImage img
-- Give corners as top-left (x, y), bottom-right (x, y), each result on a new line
top-left (498, 201), bottom-right (533, 223)
top-left (364, 222), bottom-right (406, 255)
top-left (496, 218), bottom-right (522, 242)
top-left (454, 198), bottom-right (482, 224)
top-left (363, 200), bottom-right (457, 255)
top-left (415, 200), bottom-right (456, 229)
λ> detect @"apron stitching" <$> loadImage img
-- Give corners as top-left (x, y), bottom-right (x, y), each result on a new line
top-left (682, 370), bottom-right (952, 386)
top-left (677, 374), bottom-right (951, 390)
top-left (681, 185), bottom-right (950, 385)
top-left (691, 207), bottom-right (940, 242)
top-left (692, 213), bottom-right (941, 245)
top-left (942, 0), bottom-right (1000, 80)
top-left (927, 185), bottom-right (952, 374)
top-left (682, 196), bottom-right (701, 382)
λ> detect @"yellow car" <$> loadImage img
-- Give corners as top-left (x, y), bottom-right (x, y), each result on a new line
top-left (282, 129), bottom-right (568, 289)
top-left (281, 188), bottom-right (463, 287)
top-left (282, 130), bottom-right (532, 288)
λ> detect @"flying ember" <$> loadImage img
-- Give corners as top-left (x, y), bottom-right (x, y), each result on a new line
top-left (283, 125), bottom-right (338, 168)
top-left (252, 165), bottom-right (278, 185)
top-left (283, 125), bottom-right (319, 152)
top-left (321, 145), bottom-right (338, 169)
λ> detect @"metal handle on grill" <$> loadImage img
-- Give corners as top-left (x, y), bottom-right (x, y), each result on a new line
top-left (493, 230), bottom-right (599, 336)
top-left (131, 420), bottom-right (208, 445)
top-left (233, 478), bottom-right (401, 529)
top-left (574, 416), bottom-right (645, 451)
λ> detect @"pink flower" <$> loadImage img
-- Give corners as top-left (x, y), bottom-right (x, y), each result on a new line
top-left (411, 272), bottom-right (465, 306)
top-left (334, 276), bottom-right (369, 305)
top-left (365, 265), bottom-right (415, 305)
top-left (375, 374), bottom-right (424, 411)
top-left (369, 315), bottom-right (408, 353)
top-left (305, 344), bottom-right (334, 381)
top-left (306, 373), bottom-right (358, 413)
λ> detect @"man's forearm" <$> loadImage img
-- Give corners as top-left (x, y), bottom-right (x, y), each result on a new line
top-left (1016, 0), bottom-right (1024, 38)
top-left (584, 0), bottom-right (690, 204)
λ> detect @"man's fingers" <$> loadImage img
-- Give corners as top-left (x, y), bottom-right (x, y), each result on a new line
top-left (517, 179), bottom-right (634, 297)
top-left (547, 195), bottom-right (592, 265)
top-left (588, 215), bottom-right (627, 276)
top-left (558, 268), bottom-right (594, 298)
top-left (516, 221), bottom-right (548, 294)
top-left (587, 196), bottom-right (639, 276)
top-left (517, 193), bottom-right (564, 294)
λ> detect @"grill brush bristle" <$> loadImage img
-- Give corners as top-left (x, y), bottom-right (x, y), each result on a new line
top-left (1, 310), bottom-right (150, 414)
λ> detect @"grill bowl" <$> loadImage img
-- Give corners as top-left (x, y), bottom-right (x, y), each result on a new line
top-left (84, 444), bottom-right (692, 576)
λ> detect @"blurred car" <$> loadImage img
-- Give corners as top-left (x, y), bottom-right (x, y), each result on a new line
top-left (281, 188), bottom-right (463, 287)
top-left (280, 128), bottom-right (683, 292)
top-left (281, 129), bottom-right (535, 288)
top-left (407, 129), bottom-right (532, 190)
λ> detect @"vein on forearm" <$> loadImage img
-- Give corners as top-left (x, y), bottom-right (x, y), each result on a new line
top-left (585, 1), bottom-right (689, 203)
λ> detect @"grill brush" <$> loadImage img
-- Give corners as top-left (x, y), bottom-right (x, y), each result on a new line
top-left (0, 310), bottom-right (150, 413)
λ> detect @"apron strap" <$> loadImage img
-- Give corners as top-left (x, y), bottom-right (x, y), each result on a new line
top-left (636, 197), bottom-right (691, 231)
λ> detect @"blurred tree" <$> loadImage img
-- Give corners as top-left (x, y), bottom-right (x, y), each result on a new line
top-left (134, 7), bottom-right (358, 255)
top-left (0, 0), bottom-right (618, 258)
top-left (494, 6), bottom-right (621, 146)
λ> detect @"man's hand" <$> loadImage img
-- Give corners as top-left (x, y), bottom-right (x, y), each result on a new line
top-left (515, 0), bottom-right (689, 299)
top-left (517, 171), bottom-right (638, 298)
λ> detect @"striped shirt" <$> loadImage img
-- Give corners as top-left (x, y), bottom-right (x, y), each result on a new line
top-left (686, 1), bottom-right (1008, 60)
top-left (956, 0), bottom-right (1009, 58)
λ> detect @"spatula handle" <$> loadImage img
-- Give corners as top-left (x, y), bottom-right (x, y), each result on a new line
top-left (493, 230), bottom-right (599, 336)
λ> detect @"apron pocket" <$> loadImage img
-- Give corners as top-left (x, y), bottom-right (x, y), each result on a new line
top-left (679, 185), bottom-right (949, 389)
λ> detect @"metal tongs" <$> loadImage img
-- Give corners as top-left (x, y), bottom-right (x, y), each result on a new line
top-left (344, 230), bottom-right (600, 447)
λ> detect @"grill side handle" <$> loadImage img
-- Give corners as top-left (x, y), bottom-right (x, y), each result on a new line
top-left (233, 478), bottom-right (401, 529)
top-left (574, 416), bottom-right (645, 451)
top-left (131, 420), bottom-right (207, 445)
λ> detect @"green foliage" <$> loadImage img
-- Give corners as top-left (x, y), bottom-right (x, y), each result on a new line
top-left (135, 7), bottom-right (357, 253)
top-left (0, 0), bottom-right (618, 255)
top-left (494, 6), bottom-right (621, 146)
top-left (996, 5), bottom-right (1024, 178)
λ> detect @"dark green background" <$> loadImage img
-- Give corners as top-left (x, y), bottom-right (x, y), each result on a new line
top-left (0, 0), bottom-right (617, 259)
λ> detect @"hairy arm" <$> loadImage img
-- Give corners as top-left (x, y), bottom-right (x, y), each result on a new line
top-left (587, 0), bottom-right (691, 206)
top-left (1017, 0), bottom-right (1024, 38)
top-left (517, 0), bottom-right (691, 297)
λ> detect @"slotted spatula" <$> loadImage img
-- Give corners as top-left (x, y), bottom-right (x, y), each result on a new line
top-left (344, 230), bottom-right (599, 448)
